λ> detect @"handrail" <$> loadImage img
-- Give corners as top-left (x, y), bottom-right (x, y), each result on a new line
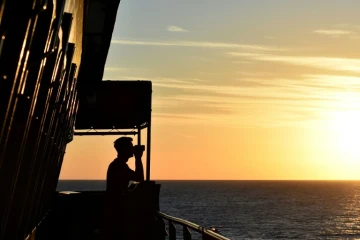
top-left (157, 211), bottom-right (230, 240)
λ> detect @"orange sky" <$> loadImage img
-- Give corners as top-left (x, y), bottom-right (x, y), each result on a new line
top-left (60, 0), bottom-right (360, 180)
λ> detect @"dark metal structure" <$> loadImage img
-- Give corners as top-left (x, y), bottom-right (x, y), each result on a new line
top-left (0, 0), bottom-right (121, 239)
top-left (74, 80), bottom-right (153, 180)
top-left (0, 0), bottom-right (230, 239)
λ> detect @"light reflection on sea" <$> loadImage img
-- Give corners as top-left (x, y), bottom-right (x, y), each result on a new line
top-left (57, 180), bottom-right (360, 239)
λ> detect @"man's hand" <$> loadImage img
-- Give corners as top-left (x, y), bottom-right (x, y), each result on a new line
top-left (133, 145), bottom-right (144, 159)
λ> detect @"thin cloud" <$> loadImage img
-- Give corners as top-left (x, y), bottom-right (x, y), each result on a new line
top-left (315, 26), bottom-right (360, 39)
top-left (302, 74), bottom-right (360, 90)
top-left (313, 29), bottom-right (354, 36)
top-left (117, 74), bottom-right (360, 128)
top-left (118, 75), bottom-right (351, 102)
top-left (104, 67), bottom-right (129, 72)
top-left (167, 25), bottom-right (188, 32)
top-left (228, 52), bottom-right (360, 73)
top-left (111, 39), bottom-right (284, 52)
top-left (232, 60), bottom-right (253, 64)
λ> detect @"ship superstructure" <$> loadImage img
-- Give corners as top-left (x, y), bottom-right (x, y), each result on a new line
top-left (0, 1), bottom-right (230, 239)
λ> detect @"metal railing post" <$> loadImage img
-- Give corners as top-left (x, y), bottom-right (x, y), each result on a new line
top-left (169, 220), bottom-right (176, 240)
top-left (157, 211), bottom-right (230, 240)
top-left (183, 226), bottom-right (192, 240)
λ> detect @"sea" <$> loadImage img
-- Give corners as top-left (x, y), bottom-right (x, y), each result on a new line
top-left (57, 180), bottom-right (360, 240)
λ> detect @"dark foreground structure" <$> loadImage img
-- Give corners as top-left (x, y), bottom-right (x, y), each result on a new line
top-left (0, 1), bottom-right (229, 239)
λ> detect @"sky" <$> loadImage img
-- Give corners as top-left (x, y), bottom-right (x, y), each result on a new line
top-left (60, 0), bottom-right (360, 180)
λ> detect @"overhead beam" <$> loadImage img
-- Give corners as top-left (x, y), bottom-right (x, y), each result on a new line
top-left (74, 131), bottom-right (137, 136)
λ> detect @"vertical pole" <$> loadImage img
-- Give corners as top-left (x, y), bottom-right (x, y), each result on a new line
top-left (146, 93), bottom-right (152, 181)
top-left (169, 221), bottom-right (176, 240)
top-left (146, 120), bottom-right (151, 181)
top-left (183, 226), bottom-right (192, 240)
top-left (137, 125), bottom-right (141, 146)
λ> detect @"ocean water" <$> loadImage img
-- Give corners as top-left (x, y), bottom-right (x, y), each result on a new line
top-left (57, 180), bottom-right (360, 239)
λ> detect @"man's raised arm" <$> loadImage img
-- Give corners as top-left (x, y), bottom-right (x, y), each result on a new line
top-left (133, 146), bottom-right (144, 181)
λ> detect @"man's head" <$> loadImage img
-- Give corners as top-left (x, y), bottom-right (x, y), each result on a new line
top-left (114, 137), bottom-right (134, 160)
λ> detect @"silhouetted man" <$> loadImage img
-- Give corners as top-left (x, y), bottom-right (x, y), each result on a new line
top-left (104, 137), bottom-right (144, 239)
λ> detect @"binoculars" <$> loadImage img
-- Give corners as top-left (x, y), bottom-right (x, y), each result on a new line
top-left (133, 145), bottom-right (145, 151)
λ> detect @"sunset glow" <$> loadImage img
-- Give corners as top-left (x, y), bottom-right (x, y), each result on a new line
top-left (329, 110), bottom-right (360, 158)
top-left (60, 0), bottom-right (360, 180)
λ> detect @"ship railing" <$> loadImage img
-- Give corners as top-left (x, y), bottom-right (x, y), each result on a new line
top-left (157, 211), bottom-right (230, 240)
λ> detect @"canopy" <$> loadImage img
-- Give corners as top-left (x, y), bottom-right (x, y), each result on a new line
top-left (75, 80), bottom-right (152, 130)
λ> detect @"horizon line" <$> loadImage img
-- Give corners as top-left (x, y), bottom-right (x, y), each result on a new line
top-left (58, 179), bottom-right (360, 181)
